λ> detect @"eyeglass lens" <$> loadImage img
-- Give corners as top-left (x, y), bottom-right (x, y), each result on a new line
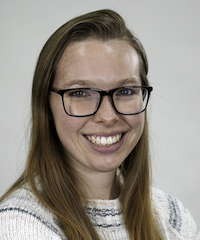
top-left (63, 87), bottom-right (149, 116)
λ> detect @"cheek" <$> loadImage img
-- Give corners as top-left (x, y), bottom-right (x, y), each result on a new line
top-left (50, 95), bottom-right (78, 136)
top-left (54, 114), bottom-right (82, 137)
top-left (52, 106), bottom-right (88, 147)
top-left (125, 113), bottom-right (145, 131)
top-left (126, 114), bottom-right (145, 151)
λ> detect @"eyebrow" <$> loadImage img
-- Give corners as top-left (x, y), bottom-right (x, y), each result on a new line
top-left (61, 80), bottom-right (94, 89)
top-left (116, 78), bottom-right (141, 86)
top-left (61, 78), bottom-right (141, 89)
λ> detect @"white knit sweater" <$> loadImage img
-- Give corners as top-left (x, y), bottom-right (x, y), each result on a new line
top-left (0, 186), bottom-right (199, 240)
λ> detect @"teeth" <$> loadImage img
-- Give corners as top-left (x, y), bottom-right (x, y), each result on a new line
top-left (91, 136), bottom-right (96, 144)
top-left (101, 137), bottom-right (107, 146)
top-left (96, 137), bottom-right (101, 145)
top-left (112, 136), bottom-right (117, 144)
top-left (116, 135), bottom-right (119, 141)
top-left (107, 136), bottom-right (112, 145)
top-left (86, 134), bottom-right (122, 146)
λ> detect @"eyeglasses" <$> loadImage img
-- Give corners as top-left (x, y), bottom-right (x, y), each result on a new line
top-left (50, 86), bottom-right (153, 117)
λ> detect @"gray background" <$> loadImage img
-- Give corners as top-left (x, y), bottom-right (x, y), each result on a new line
top-left (1, 0), bottom-right (200, 227)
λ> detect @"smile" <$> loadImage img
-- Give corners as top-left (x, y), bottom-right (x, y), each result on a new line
top-left (86, 134), bottom-right (122, 146)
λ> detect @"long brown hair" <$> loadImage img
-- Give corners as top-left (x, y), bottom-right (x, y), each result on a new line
top-left (1, 9), bottom-right (163, 240)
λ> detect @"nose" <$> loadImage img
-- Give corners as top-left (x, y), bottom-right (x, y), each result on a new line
top-left (93, 95), bottom-right (119, 125)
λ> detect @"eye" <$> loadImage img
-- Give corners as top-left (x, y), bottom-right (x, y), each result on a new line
top-left (69, 89), bottom-right (88, 98)
top-left (116, 87), bottom-right (136, 96)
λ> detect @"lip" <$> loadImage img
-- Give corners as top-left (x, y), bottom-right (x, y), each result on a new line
top-left (83, 132), bottom-right (126, 154)
top-left (85, 131), bottom-right (123, 137)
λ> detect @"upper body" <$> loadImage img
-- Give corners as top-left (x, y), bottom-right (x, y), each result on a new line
top-left (0, 9), bottom-right (198, 240)
top-left (0, 185), bottom-right (199, 240)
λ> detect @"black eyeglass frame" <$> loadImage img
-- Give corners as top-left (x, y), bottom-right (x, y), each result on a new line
top-left (50, 86), bottom-right (153, 117)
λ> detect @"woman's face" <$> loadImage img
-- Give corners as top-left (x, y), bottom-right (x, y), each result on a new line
top-left (50, 39), bottom-right (145, 176)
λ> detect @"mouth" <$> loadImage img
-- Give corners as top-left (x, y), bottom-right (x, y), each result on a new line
top-left (85, 133), bottom-right (123, 147)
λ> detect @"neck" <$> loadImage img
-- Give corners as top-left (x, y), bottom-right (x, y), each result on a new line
top-left (78, 170), bottom-right (120, 200)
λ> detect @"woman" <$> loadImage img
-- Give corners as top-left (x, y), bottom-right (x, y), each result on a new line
top-left (0, 9), bottom-right (199, 240)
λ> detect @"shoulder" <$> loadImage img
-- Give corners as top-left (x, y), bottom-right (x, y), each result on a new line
top-left (151, 187), bottom-right (200, 240)
top-left (0, 186), bottom-right (66, 240)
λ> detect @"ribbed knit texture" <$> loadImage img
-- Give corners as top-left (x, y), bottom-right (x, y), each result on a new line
top-left (0, 186), bottom-right (199, 239)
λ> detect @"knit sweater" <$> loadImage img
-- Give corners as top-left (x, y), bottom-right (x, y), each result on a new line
top-left (0, 186), bottom-right (199, 240)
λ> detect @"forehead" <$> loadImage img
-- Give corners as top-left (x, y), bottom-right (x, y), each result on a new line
top-left (55, 39), bottom-right (141, 88)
